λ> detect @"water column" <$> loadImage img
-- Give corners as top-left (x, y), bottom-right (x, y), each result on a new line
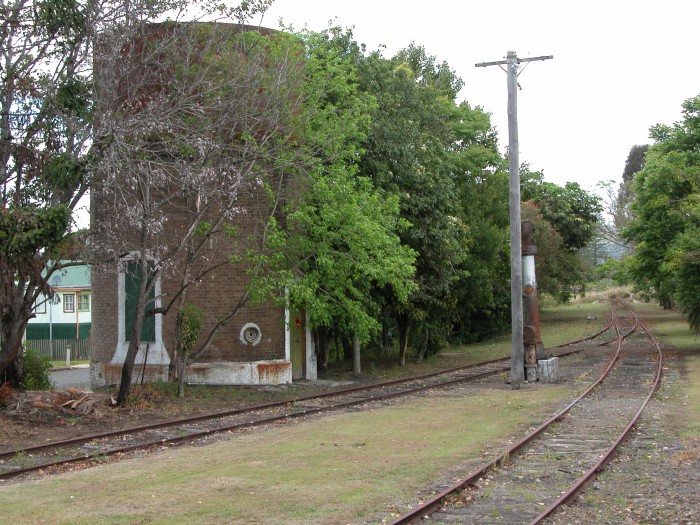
top-left (521, 221), bottom-right (545, 382)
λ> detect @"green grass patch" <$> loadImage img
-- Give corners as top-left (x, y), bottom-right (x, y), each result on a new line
top-left (540, 301), bottom-right (609, 348)
top-left (0, 385), bottom-right (568, 524)
top-left (684, 356), bottom-right (700, 437)
top-left (352, 301), bottom-right (611, 383)
top-left (629, 302), bottom-right (700, 437)
top-left (51, 360), bottom-right (90, 368)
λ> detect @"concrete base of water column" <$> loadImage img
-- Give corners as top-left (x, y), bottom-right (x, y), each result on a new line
top-left (537, 357), bottom-right (560, 383)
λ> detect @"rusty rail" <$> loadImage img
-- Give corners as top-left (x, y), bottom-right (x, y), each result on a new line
top-left (388, 310), bottom-right (641, 524)
top-left (527, 308), bottom-right (663, 524)
top-left (0, 321), bottom-right (615, 481)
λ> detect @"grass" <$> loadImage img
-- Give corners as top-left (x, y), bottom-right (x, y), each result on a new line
top-left (75, 299), bottom-right (612, 419)
top-left (0, 385), bottom-right (568, 524)
top-left (50, 360), bottom-right (90, 368)
top-left (347, 300), bottom-right (611, 383)
top-left (628, 302), bottom-right (700, 438)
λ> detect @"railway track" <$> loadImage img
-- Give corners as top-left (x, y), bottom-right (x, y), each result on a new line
top-left (388, 306), bottom-right (663, 524)
top-left (0, 322), bottom-right (614, 482)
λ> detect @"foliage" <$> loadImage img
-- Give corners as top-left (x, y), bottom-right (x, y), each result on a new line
top-left (521, 170), bottom-right (602, 251)
top-left (594, 145), bottom-right (650, 261)
top-left (616, 144), bottom-right (649, 229)
top-left (519, 169), bottom-right (602, 300)
top-left (20, 348), bottom-right (53, 391)
top-left (450, 124), bottom-right (510, 343)
top-left (176, 304), bottom-right (204, 356)
top-left (521, 202), bottom-right (585, 302)
top-left (263, 27), bottom-right (417, 365)
top-left (624, 94), bottom-right (700, 329)
top-left (286, 173), bottom-right (416, 344)
top-left (175, 304), bottom-right (204, 397)
top-left (357, 43), bottom-right (506, 362)
top-left (0, 0), bottom-right (93, 386)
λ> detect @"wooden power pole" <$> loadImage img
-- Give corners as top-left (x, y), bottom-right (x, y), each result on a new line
top-left (476, 51), bottom-right (552, 389)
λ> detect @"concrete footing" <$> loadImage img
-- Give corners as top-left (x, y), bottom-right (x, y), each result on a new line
top-left (90, 360), bottom-right (293, 387)
top-left (537, 357), bottom-right (560, 383)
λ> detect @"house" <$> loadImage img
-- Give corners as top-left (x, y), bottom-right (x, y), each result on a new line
top-left (89, 22), bottom-right (317, 388)
top-left (26, 263), bottom-right (92, 361)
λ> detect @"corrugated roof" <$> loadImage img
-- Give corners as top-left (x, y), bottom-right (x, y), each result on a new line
top-left (47, 262), bottom-right (91, 289)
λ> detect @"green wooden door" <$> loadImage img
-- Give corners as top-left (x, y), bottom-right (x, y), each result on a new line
top-left (290, 310), bottom-right (305, 380)
top-left (124, 261), bottom-right (156, 342)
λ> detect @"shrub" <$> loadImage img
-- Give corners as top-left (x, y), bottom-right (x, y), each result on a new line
top-left (22, 347), bottom-right (53, 391)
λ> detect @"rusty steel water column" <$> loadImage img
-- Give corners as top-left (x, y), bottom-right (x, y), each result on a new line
top-left (522, 221), bottom-right (544, 382)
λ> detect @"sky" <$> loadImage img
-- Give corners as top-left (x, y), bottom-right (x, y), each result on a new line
top-left (257, 0), bottom-right (700, 195)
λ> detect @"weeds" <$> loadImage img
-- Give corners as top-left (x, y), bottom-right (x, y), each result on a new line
top-left (13, 450), bottom-right (32, 468)
top-left (21, 348), bottom-right (53, 391)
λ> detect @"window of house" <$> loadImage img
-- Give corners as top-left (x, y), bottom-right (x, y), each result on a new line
top-left (63, 293), bottom-right (75, 313)
top-left (34, 296), bottom-right (46, 314)
top-left (77, 293), bottom-right (90, 312)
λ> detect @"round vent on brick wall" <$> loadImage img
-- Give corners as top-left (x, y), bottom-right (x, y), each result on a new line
top-left (240, 323), bottom-right (262, 346)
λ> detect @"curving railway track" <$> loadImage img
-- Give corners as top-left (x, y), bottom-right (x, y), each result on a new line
top-left (388, 305), bottom-right (663, 524)
top-left (0, 319), bottom-right (616, 482)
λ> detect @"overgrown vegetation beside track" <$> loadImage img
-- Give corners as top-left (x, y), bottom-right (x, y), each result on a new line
top-left (629, 301), bottom-right (700, 438)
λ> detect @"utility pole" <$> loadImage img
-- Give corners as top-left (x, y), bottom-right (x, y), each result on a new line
top-left (476, 51), bottom-right (552, 389)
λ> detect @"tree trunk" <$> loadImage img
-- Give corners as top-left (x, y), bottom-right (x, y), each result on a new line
top-left (314, 328), bottom-right (330, 371)
top-left (116, 255), bottom-right (149, 406)
top-left (116, 336), bottom-right (142, 406)
top-left (177, 349), bottom-right (188, 398)
top-left (4, 351), bottom-right (23, 387)
top-left (0, 310), bottom-right (29, 388)
top-left (397, 314), bottom-right (410, 367)
top-left (380, 322), bottom-right (389, 355)
top-left (352, 334), bottom-right (361, 375)
top-left (416, 326), bottom-right (430, 362)
top-left (342, 336), bottom-right (353, 361)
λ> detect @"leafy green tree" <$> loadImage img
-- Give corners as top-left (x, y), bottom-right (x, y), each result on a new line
top-left (266, 28), bottom-right (417, 374)
top-left (357, 45), bottom-right (477, 364)
top-left (0, 0), bottom-right (91, 385)
top-left (521, 171), bottom-right (602, 251)
top-left (20, 347), bottom-right (53, 391)
top-left (624, 94), bottom-right (700, 326)
top-left (521, 169), bottom-right (602, 300)
top-left (174, 304), bottom-right (203, 397)
top-left (616, 144), bottom-right (649, 229)
top-left (451, 166), bottom-right (511, 344)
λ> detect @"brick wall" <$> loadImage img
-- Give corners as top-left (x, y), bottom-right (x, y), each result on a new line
top-left (91, 175), bottom-right (288, 367)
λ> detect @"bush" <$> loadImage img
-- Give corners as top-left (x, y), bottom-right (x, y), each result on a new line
top-left (22, 347), bottom-right (53, 391)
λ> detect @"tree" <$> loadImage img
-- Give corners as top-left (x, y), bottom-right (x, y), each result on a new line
top-left (91, 6), bottom-right (308, 405)
top-left (595, 144), bottom-right (649, 257)
top-left (357, 45), bottom-right (479, 364)
top-left (521, 171), bottom-right (601, 251)
top-left (521, 169), bottom-right (602, 300)
top-left (624, 94), bottom-right (700, 326)
top-left (616, 144), bottom-right (649, 229)
top-left (1, 0), bottom-right (92, 385)
top-left (266, 27), bottom-right (417, 375)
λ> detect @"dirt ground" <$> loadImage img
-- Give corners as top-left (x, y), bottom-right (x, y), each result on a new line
top-left (0, 380), bottom-right (341, 452)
